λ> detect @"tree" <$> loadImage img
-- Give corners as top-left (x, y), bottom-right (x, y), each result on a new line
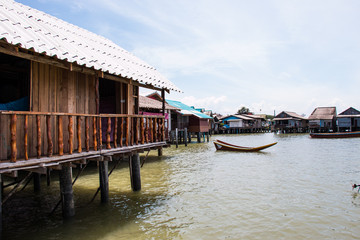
top-left (236, 107), bottom-right (251, 114)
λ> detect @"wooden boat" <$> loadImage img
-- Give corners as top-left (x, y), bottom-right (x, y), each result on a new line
top-left (213, 139), bottom-right (277, 152)
top-left (310, 131), bottom-right (360, 139)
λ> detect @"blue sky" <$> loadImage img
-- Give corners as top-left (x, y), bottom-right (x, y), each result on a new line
top-left (17, 0), bottom-right (360, 116)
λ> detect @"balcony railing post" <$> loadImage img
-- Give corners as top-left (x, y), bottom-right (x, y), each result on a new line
top-left (140, 117), bottom-right (144, 145)
top-left (150, 118), bottom-right (153, 143)
top-left (68, 116), bottom-right (73, 155)
top-left (47, 115), bottom-right (53, 157)
top-left (36, 115), bottom-right (41, 158)
top-left (24, 115), bottom-right (28, 160)
top-left (93, 116), bottom-right (97, 151)
top-left (126, 117), bottom-right (129, 146)
top-left (77, 116), bottom-right (82, 153)
top-left (85, 116), bottom-right (89, 152)
top-left (145, 117), bottom-right (149, 144)
top-left (98, 117), bottom-right (102, 149)
top-left (10, 114), bottom-right (17, 162)
top-left (58, 116), bottom-right (64, 156)
top-left (153, 118), bottom-right (157, 142)
top-left (106, 117), bottom-right (111, 149)
top-left (114, 117), bottom-right (118, 148)
top-left (120, 117), bottom-right (124, 147)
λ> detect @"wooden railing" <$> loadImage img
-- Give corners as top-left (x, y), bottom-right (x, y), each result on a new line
top-left (0, 111), bottom-right (165, 162)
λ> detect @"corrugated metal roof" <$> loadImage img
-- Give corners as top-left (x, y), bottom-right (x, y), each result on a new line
top-left (0, 0), bottom-right (181, 92)
top-left (166, 100), bottom-right (213, 119)
top-left (308, 107), bottom-right (336, 120)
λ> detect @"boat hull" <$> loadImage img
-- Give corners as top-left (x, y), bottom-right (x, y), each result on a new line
top-left (310, 131), bottom-right (360, 139)
top-left (213, 139), bottom-right (277, 152)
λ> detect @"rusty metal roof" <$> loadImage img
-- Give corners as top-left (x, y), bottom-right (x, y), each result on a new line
top-left (0, 0), bottom-right (181, 92)
top-left (308, 107), bottom-right (336, 120)
top-left (139, 95), bottom-right (179, 110)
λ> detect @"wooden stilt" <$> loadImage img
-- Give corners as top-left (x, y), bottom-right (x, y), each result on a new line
top-left (99, 158), bottom-right (109, 203)
top-left (184, 128), bottom-right (188, 147)
top-left (197, 132), bottom-right (201, 143)
top-left (207, 132), bottom-right (209, 142)
top-left (158, 148), bottom-right (163, 156)
top-left (33, 173), bottom-right (41, 193)
top-left (129, 153), bottom-right (141, 191)
top-left (59, 164), bottom-right (75, 218)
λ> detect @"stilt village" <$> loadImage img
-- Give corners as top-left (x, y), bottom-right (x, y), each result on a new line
top-left (0, 0), bottom-right (360, 236)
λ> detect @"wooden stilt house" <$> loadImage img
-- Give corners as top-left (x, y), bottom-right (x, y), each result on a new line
top-left (139, 95), bottom-right (179, 140)
top-left (0, 0), bottom-right (180, 167)
top-left (273, 111), bottom-right (308, 133)
top-left (308, 107), bottom-right (337, 132)
top-left (0, 0), bottom-right (180, 220)
top-left (337, 107), bottom-right (360, 132)
top-left (166, 100), bottom-right (212, 142)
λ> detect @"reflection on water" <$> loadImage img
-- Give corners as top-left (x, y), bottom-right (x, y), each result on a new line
top-left (3, 133), bottom-right (360, 239)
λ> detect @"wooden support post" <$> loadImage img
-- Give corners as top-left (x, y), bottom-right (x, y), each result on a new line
top-left (85, 116), bottom-right (90, 152)
top-left (33, 172), bottom-right (41, 193)
top-left (68, 116), bottom-right (73, 154)
top-left (0, 174), bottom-right (2, 234)
top-left (175, 128), bottom-right (178, 148)
top-left (47, 115), bottom-right (53, 157)
top-left (188, 132), bottom-right (192, 143)
top-left (58, 116), bottom-right (64, 156)
top-left (197, 132), bottom-right (201, 143)
top-left (47, 169), bottom-right (51, 186)
top-left (106, 117), bottom-right (111, 149)
top-left (24, 115), bottom-right (28, 160)
top-left (10, 114), bottom-right (17, 162)
top-left (158, 148), bottom-right (163, 156)
top-left (99, 158), bottom-right (109, 203)
top-left (59, 163), bottom-right (75, 219)
top-left (184, 128), bottom-right (188, 147)
top-left (77, 116), bottom-right (82, 153)
top-left (129, 153), bottom-right (141, 191)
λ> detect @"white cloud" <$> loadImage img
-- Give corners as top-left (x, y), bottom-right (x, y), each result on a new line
top-left (24, 0), bottom-right (360, 116)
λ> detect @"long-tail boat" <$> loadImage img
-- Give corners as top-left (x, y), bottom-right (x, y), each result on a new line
top-left (310, 131), bottom-right (360, 138)
top-left (213, 139), bottom-right (277, 152)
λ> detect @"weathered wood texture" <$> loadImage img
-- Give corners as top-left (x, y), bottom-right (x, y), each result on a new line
top-left (0, 61), bottom-right (165, 162)
top-left (1, 112), bottom-right (165, 162)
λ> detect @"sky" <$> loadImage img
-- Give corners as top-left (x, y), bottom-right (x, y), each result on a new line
top-left (17, 0), bottom-right (360, 116)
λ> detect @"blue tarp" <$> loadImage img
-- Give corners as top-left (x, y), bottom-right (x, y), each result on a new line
top-left (166, 100), bottom-right (213, 119)
top-left (0, 97), bottom-right (29, 111)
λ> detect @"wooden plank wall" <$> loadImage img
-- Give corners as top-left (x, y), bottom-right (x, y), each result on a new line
top-left (0, 62), bottom-right (97, 160)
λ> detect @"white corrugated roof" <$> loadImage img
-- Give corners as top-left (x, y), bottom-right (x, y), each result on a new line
top-left (0, 0), bottom-right (181, 92)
